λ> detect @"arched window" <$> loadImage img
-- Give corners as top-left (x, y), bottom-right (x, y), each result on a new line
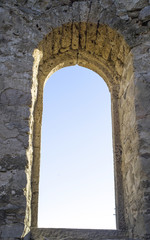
top-left (31, 23), bottom-right (130, 232)
top-left (38, 66), bottom-right (116, 229)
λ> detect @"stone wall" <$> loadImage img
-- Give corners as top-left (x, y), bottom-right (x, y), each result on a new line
top-left (0, 0), bottom-right (150, 239)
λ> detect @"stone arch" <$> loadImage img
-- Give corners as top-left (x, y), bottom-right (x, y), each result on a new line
top-left (31, 22), bottom-right (132, 232)
top-left (1, 0), bottom-right (150, 239)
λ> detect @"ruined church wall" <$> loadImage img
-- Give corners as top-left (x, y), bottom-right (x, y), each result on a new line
top-left (0, 0), bottom-right (150, 239)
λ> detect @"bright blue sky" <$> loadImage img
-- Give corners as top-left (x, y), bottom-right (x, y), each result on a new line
top-left (38, 65), bottom-right (116, 229)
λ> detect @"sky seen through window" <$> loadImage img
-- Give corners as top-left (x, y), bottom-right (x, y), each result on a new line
top-left (38, 65), bottom-right (116, 229)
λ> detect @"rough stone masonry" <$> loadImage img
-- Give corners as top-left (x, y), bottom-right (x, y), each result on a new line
top-left (0, 0), bottom-right (150, 239)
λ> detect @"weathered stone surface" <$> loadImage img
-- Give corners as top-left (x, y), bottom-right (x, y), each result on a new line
top-left (0, 89), bottom-right (31, 106)
top-left (0, 0), bottom-right (150, 240)
top-left (30, 228), bottom-right (130, 240)
top-left (115, 0), bottom-right (148, 11)
top-left (139, 6), bottom-right (150, 21)
top-left (0, 224), bottom-right (25, 239)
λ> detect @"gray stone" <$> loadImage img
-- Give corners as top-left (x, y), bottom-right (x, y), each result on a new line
top-left (0, 89), bottom-right (31, 106)
top-left (0, 224), bottom-right (24, 238)
top-left (115, 0), bottom-right (148, 11)
top-left (128, 11), bottom-right (139, 18)
top-left (0, 1), bottom-right (150, 239)
top-left (139, 6), bottom-right (150, 21)
top-left (30, 228), bottom-right (130, 240)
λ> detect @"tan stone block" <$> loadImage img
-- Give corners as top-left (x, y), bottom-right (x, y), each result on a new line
top-left (79, 22), bottom-right (87, 49)
top-left (72, 23), bottom-right (79, 50)
top-left (115, 59), bottom-right (124, 76)
top-left (53, 27), bottom-right (62, 55)
top-left (61, 23), bottom-right (72, 49)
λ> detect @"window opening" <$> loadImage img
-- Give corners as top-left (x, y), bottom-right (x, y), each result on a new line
top-left (38, 66), bottom-right (116, 229)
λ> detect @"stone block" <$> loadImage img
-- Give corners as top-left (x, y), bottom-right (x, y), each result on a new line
top-left (139, 6), bottom-right (150, 22)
